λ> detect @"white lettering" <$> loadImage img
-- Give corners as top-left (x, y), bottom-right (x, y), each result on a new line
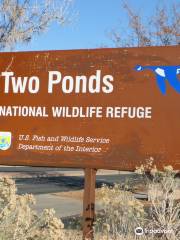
top-left (48, 71), bottom-right (62, 93)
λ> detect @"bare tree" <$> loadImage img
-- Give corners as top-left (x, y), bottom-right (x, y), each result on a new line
top-left (110, 0), bottom-right (180, 47)
top-left (0, 0), bottom-right (74, 51)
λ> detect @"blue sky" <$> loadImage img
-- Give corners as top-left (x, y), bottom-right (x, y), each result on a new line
top-left (16, 0), bottom-right (178, 51)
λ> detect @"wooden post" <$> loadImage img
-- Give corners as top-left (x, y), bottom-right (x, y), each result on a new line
top-left (83, 168), bottom-right (97, 240)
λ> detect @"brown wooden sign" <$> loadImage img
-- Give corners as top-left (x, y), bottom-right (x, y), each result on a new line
top-left (0, 46), bottom-right (179, 170)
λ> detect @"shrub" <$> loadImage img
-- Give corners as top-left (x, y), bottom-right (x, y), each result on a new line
top-left (96, 184), bottom-right (146, 239)
top-left (0, 164), bottom-right (179, 240)
top-left (147, 166), bottom-right (180, 240)
top-left (95, 164), bottom-right (180, 240)
top-left (0, 177), bottom-right (64, 240)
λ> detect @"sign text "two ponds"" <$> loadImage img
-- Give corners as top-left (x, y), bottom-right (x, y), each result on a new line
top-left (0, 70), bottom-right (114, 94)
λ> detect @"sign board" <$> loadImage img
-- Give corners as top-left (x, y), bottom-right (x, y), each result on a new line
top-left (0, 46), bottom-right (179, 170)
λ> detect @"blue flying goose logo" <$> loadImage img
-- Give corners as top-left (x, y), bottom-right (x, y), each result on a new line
top-left (135, 65), bottom-right (180, 95)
